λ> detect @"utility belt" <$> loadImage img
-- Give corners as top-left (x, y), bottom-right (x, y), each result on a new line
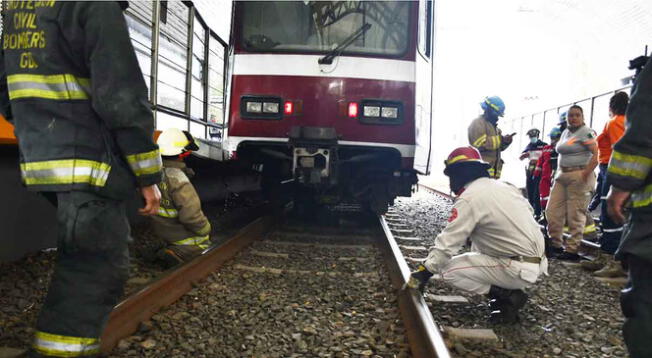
top-left (508, 255), bottom-right (543, 264)
top-left (560, 165), bottom-right (585, 173)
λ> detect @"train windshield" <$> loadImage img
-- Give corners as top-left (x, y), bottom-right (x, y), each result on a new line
top-left (240, 1), bottom-right (411, 56)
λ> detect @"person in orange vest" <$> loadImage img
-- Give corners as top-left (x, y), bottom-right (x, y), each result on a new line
top-left (581, 91), bottom-right (629, 277)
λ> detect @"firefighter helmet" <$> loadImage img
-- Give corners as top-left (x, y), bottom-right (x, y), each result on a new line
top-left (549, 126), bottom-right (562, 139)
top-left (157, 128), bottom-right (199, 156)
top-left (480, 96), bottom-right (506, 117)
top-left (527, 128), bottom-right (540, 137)
top-left (444, 146), bottom-right (489, 175)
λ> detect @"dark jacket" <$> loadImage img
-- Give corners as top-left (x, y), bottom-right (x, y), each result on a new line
top-left (0, 1), bottom-right (161, 198)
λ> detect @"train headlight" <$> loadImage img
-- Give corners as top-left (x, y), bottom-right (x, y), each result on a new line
top-left (263, 102), bottom-right (279, 113)
top-left (363, 105), bottom-right (381, 118)
top-left (246, 101), bottom-right (262, 113)
top-left (381, 107), bottom-right (398, 119)
top-left (240, 96), bottom-right (283, 119)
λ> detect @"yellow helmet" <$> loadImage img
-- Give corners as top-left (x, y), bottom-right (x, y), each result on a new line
top-left (157, 128), bottom-right (199, 156)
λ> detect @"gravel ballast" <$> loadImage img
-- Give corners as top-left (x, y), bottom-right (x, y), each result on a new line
top-left (391, 190), bottom-right (627, 358)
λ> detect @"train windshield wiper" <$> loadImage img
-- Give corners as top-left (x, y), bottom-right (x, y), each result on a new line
top-left (318, 23), bottom-right (372, 65)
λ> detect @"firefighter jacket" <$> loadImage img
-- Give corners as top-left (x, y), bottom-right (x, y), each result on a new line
top-left (597, 114), bottom-right (625, 164)
top-left (150, 160), bottom-right (211, 249)
top-left (0, 2), bottom-right (161, 198)
top-left (607, 56), bottom-right (652, 261)
top-left (522, 140), bottom-right (547, 172)
top-left (424, 177), bottom-right (547, 274)
top-left (468, 115), bottom-right (510, 178)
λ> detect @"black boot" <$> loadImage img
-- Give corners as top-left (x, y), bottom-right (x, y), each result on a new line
top-left (487, 286), bottom-right (528, 324)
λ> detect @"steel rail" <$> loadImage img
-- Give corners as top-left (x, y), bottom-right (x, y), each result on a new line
top-left (377, 215), bottom-right (451, 358)
top-left (100, 215), bottom-right (276, 352)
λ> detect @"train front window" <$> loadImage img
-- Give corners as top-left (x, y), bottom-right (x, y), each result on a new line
top-left (241, 1), bottom-right (410, 56)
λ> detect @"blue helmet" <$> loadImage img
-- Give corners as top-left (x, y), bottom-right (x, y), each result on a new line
top-left (481, 96), bottom-right (505, 117)
top-left (549, 126), bottom-right (562, 139)
top-left (558, 111), bottom-right (567, 124)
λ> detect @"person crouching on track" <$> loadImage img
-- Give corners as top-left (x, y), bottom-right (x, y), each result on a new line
top-left (152, 129), bottom-right (212, 267)
top-left (405, 146), bottom-right (547, 324)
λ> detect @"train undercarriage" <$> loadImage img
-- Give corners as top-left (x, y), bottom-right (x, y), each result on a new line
top-left (236, 126), bottom-right (417, 215)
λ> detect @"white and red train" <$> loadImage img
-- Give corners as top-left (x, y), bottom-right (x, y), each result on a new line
top-left (222, 1), bottom-right (435, 213)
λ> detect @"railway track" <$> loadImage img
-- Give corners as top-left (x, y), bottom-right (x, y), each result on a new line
top-left (102, 210), bottom-right (451, 357)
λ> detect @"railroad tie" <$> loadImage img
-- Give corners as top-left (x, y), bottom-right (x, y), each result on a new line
top-left (233, 264), bottom-right (379, 279)
top-left (442, 327), bottom-right (499, 342)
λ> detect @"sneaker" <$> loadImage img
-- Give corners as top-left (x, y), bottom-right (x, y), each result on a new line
top-left (556, 251), bottom-right (580, 261)
top-left (594, 256), bottom-right (627, 278)
top-left (580, 253), bottom-right (607, 271)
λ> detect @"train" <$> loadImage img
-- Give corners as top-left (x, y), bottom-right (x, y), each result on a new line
top-left (224, 1), bottom-right (435, 213)
top-left (0, 0), bottom-right (434, 260)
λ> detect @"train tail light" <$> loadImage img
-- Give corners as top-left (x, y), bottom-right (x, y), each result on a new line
top-left (348, 102), bottom-right (358, 118)
top-left (284, 101), bottom-right (294, 115)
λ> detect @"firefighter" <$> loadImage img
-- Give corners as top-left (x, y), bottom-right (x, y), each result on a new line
top-left (0, 2), bottom-right (161, 357)
top-left (405, 147), bottom-right (547, 324)
top-left (468, 96), bottom-right (514, 178)
top-left (606, 55), bottom-right (652, 358)
top-left (519, 128), bottom-right (547, 218)
top-left (533, 126), bottom-right (562, 213)
top-left (152, 128), bottom-right (212, 267)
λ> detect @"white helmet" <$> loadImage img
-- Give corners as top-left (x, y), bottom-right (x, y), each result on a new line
top-left (157, 128), bottom-right (198, 156)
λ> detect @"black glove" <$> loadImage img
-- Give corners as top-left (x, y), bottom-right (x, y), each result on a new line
top-left (404, 264), bottom-right (434, 293)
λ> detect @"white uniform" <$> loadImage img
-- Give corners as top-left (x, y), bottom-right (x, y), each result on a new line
top-left (424, 177), bottom-right (548, 295)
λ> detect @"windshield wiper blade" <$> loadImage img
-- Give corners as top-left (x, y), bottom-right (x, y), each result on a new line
top-left (318, 23), bottom-right (372, 65)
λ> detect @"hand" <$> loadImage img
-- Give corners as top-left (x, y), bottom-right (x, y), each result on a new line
top-left (139, 184), bottom-right (161, 216)
top-left (519, 152), bottom-right (528, 160)
top-left (503, 133), bottom-right (516, 145)
top-left (607, 187), bottom-right (631, 225)
top-left (403, 265), bottom-right (434, 293)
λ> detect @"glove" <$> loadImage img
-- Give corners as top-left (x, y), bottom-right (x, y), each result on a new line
top-left (404, 265), bottom-right (434, 293)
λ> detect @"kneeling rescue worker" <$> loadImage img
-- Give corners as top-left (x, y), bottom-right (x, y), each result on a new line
top-left (406, 147), bottom-right (547, 323)
top-left (152, 128), bottom-right (212, 267)
top-left (0, 1), bottom-right (161, 356)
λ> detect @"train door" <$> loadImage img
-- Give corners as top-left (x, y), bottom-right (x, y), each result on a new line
top-left (414, 0), bottom-right (434, 175)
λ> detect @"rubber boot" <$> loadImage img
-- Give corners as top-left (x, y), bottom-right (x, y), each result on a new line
top-left (581, 252), bottom-right (608, 271)
top-left (594, 255), bottom-right (627, 278)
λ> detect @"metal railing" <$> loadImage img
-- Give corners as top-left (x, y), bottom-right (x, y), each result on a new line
top-left (507, 85), bottom-right (632, 152)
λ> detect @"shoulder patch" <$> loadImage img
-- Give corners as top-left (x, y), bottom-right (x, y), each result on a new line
top-left (448, 208), bottom-right (458, 223)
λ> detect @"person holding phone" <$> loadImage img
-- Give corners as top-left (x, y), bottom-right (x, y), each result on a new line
top-left (468, 96), bottom-right (514, 178)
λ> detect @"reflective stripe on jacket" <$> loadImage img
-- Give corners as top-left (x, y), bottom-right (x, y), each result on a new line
top-left (468, 115), bottom-right (507, 178)
top-left (0, 2), bottom-right (161, 197)
top-left (150, 160), bottom-right (212, 247)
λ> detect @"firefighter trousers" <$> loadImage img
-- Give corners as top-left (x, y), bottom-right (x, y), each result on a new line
top-left (32, 191), bottom-right (130, 357)
top-left (621, 255), bottom-right (652, 358)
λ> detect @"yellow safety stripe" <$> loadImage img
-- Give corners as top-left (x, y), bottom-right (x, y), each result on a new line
top-left (487, 168), bottom-right (496, 177)
top-left (157, 206), bottom-right (178, 218)
top-left (584, 224), bottom-right (596, 234)
top-left (173, 235), bottom-right (210, 248)
top-left (196, 222), bottom-right (211, 236)
top-left (472, 134), bottom-right (487, 147)
top-left (631, 183), bottom-right (652, 208)
top-left (608, 151), bottom-right (652, 180)
top-left (34, 331), bottom-right (100, 357)
top-left (485, 98), bottom-right (501, 113)
top-left (8, 73), bottom-right (90, 100)
top-left (20, 159), bottom-right (110, 187)
top-left (125, 149), bottom-right (162, 177)
top-left (447, 155), bottom-right (469, 165)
